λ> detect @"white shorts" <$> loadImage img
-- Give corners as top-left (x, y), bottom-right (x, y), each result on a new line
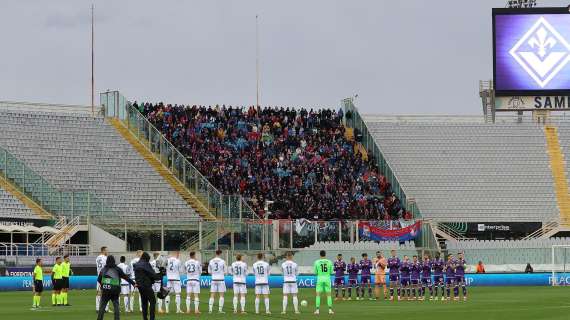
top-left (255, 284), bottom-right (270, 295)
top-left (186, 280), bottom-right (201, 294)
top-left (283, 282), bottom-right (298, 294)
top-left (152, 282), bottom-right (161, 293)
top-left (167, 280), bottom-right (182, 294)
top-left (210, 280), bottom-right (226, 293)
top-left (233, 283), bottom-right (247, 294)
top-left (121, 284), bottom-right (132, 295)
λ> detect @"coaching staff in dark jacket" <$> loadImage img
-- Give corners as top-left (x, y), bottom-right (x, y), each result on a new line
top-left (134, 252), bottom-right (163, 320)
top-left (97, 255), bottom-right (135, 320)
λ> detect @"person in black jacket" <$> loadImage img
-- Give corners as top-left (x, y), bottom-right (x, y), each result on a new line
top-left (134, 252), bottom-right (163, 320)
top-left (97, 255), bottom-right (136, 320)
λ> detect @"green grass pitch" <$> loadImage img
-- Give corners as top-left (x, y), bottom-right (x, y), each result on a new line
top-left (1, 287), bottom-right (569, 320)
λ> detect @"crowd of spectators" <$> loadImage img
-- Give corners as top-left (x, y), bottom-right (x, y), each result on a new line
top-left (134, 102), bottom-right (412, 221)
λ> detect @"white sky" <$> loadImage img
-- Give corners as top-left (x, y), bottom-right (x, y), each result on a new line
top-left (1, 0), bottom-right (569, 114)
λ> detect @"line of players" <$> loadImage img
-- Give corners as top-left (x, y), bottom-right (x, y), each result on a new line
top-left (333, 250), bottom-right (468, 302)
top-left (96, 248), bottom-right (301, 314)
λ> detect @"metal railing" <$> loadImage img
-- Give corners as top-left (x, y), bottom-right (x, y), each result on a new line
top-left (0, 145), bottom-right (116, 220)
top-left (125, 103), bottom-right (260, 221)
top-left (342, 98), bottom-right (438, 250)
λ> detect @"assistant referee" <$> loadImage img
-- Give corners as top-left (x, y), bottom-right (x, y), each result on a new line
top-left (61, 255), bottom-right (72, 306)
top-left (32, 258), bottom-right (43, 309)
top-left (52, 257), bottom-right (63, 306)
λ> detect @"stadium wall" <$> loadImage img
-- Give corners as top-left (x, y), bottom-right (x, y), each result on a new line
top-left (1, 274), bottom-right (568, 292)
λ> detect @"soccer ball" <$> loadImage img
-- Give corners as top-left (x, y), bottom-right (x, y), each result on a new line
top-left (301, 300), bottom-right (308, 307)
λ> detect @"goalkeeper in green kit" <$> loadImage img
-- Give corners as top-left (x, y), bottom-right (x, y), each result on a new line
top-left (313, 250), bottom-right (334, 315)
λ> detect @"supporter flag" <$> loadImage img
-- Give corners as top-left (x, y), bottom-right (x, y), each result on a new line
top-left (358, 220), bottom-right (421, 242)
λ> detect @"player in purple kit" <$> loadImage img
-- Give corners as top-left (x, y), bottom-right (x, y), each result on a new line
top-left (454, 252), bottom-right (467, 301)
top-left (399, 256), bottom-right (411, 301)
top-left (445, 254), bottom-right (456, 301)
top-left (359, 253), bottom-right (374, 300)
top-left (333, 254), bottom-right (347, 300)
top-left (410, 256), bottom-right (421, 300)
top-left (387, 250), bottom-right (401, 301)
top-left (346, 257), bottom-right (360, 300)
top-left (432, 253), bottom-right (445, 301)
top-left (420, 254), bottom-right (433, 301)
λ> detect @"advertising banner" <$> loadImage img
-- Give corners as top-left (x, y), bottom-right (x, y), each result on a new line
top-left (495, 95), bottom-right (570, 110)
top-left (0, 273), bottom-right (568, 291)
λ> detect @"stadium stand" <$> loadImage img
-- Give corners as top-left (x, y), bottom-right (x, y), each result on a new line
top-left (362, 117), bottom-right (558, 222)
top-left (0, 110), bottom-right (198, 222)
top-left (0, 187), bottom-right (36, 218)
top-left (446, 238), bottom-right (570, 268)
top-left (134, 102), bottom-right (410, 220)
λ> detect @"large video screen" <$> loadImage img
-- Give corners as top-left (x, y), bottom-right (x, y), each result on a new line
top-left (493, 8), bottom-right (570, 96)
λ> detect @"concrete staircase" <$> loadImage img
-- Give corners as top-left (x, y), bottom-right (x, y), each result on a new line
top-left (108, 118), bottom-right (216, 221)
top-left (544, 125), bottom-right (570, 228)
top-left (35, 217), bottom-right (81, 254)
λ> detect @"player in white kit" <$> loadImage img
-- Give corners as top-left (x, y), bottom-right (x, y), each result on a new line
top-left (230, 253), bottom-right (248, 314)
top-left (281, 251), bottom-right (300, 314)
top-left (165, 251), bottom-right (183, 314)
top-left (129, 250), bottom-right (143, 312)
top-left (117, 256), bottom-right (132, 312)
top-left (150, 252), bottom-right (164, 313)
top-left (208, 249), bottom-right (227, 314)
top-left (184, 251), bottom-right (202, 314)
top-left (253, 253), bottom-right (271, 314)
top-left (95, 246), bottom-right (108, 312)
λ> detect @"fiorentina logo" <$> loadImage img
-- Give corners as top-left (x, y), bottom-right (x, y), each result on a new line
top-left (509, 17), bottom-right (570, 88)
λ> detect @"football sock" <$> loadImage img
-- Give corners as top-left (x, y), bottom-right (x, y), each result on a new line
top-left (462, 285), bottom-right (467, 296)
top-left (233, 296), bottom-right (238, 312)
top-left (194, 298), bottom-right (200, 312)
top-left (240, 296), bottom-right (246, 312)
top-left (175, 294), bottom-right (181, 311)
top-left (219, 297), bottom-right (224, 312)
top-left (187, 297), bottom-right (192, 312)
top-left (95, 295), bottom-right (100, 310)
top-left (124, 296), bottom-right (129, 311)
top-left (282, 296), bottom-right (288, 312)
top-left (293, 296), bottom-right (299, 312)
top-left (335, 288), bottom-right (339, 297)
top-left (454, 286), bottom-right (459, 297)
top-left (327, 296), bottom-right (332, 308)
top-left (63, 292), bottom-right (68, 305)
top-left (315, 296), bottom-right (321, 309)
top-left (390, 287), bottom-right (394, 297)
top-left (255, 297), bottom-right (260, 313)
top-left (348, 287), bottom-right (352, 297)
top-left (165, 296), bottom-right (170, 312)
top-left (368, 287), bottom-right (372, 297)
top-left (263, 297), bottom-right (269, 312)
top-left (342, 287), bottom-right (346, 297)
top-left (209, 297), bottom-right (214, 312)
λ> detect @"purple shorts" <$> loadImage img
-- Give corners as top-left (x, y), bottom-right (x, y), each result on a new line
top-left (433, 275), bottom-right (444, 284)
top-left (400, 277), bottom-right (410, 286)
top-left (411, 278), bottom-right (420, 285)
top-left (455, 275), bottom-right (465, 284)
top-left (360, 276), bottom-right (371, 284)
top-left (348, 278), bottom-right (358, 287)
top-left (445, 276), bottom-right (455, 285)
top-left (421, 277), bottom-right (432, 285)
top-left (389, 274), bottom-right (399, 282)
top-left (334, 277), bottom-right (345, 286)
